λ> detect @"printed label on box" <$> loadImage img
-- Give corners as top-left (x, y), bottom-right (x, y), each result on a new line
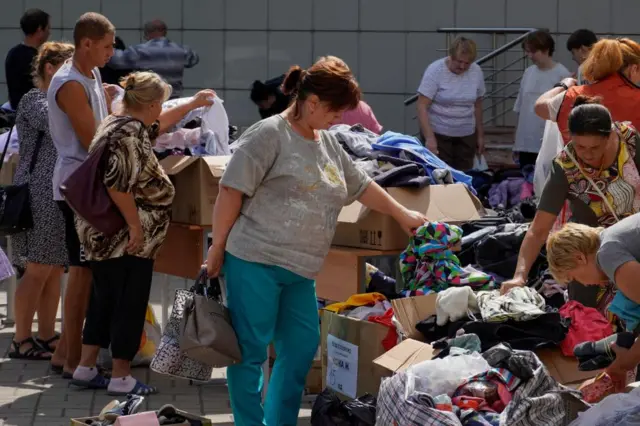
top-left (326, 334), bottom-right (358, 398)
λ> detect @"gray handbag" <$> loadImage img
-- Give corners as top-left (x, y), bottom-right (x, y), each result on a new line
top-left (150, 288), bottom-right (213, 382)
top-left (179, 269), bottom-right (242, 367)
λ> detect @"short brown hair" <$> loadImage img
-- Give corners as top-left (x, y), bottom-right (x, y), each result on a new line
top-left (522, 30), bottom-right (556, 56)
top-left (448, 37), bottom-right (478, 61)
top-left (73, 12), bottom-right (115, 46)
top-left (281, 56), bottom-right (360, 118)
top-left (32, 42), bottom-right (74, 88)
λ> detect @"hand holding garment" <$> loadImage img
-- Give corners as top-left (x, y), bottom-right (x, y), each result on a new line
top-left (574, 332), bottom-right (636, 371)
top-left (400, 222), bottom-right (496, 295)
top-left (476, 286), bottom-right (546, 323)
top-left (436, 286), bottom-right (480, 326)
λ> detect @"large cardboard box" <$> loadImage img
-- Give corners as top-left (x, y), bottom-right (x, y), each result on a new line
top-left (160, 155), bottom-right (229, 226)
top-left (333, 184), bottom-right (480, 250)
top-left (321, 310), bottom-right (390, 399)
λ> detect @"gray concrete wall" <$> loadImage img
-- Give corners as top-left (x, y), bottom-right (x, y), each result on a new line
top-left (1, 0), bottom-right (639, 132)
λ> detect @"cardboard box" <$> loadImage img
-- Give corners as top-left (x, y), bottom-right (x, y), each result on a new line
top-left (160, 155), bottom-right (229, 226)
top-left (321, 310), bottom-right (390, 399)
top-left (315, 246), bottom-right (402, 302)
top-left (154, 223), bottom-right (207, 280)
top-left (391, 293), bottom-right (438, 340)
top-left (70, 409), bottom-right (212, 426)
top-left (373, 338), bottom-right (437, 374)
top-left (333, 184), bottom-right (480, 250)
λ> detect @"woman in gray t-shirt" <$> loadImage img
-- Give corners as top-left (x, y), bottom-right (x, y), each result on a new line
top-left (205, 56), bottom-right (427, 426)
top-left (546, 217), bottom-right (640, 377)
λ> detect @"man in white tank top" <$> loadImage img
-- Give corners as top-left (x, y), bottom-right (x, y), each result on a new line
top-left (47, 12), bottom-right (115, 382)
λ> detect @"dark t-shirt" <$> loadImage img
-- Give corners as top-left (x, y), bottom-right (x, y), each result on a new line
top-left (5, 44), bottom-right (38, 110)
top-left (258, 91), bottom-right (291, 119)
top-left (537, 123), bottom-right (640, 226)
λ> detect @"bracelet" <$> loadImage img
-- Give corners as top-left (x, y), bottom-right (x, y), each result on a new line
top-left (553, 82), bottom-right (569, 91)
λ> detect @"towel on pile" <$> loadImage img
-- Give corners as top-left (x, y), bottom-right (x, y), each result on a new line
top-left (400, 222), bottom-right (495, 296)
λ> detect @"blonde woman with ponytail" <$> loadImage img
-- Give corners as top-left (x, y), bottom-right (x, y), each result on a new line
top-left (535, 38), bottom-right (640, 144)
top-left (69, 71), bottom-right (215, 395)
top-left (547, 215), bottom-right (640, 376)
top-left (10, 42), bottom-right (74, 362)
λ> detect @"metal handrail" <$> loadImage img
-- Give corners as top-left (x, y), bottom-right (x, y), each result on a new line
top-left (438, 27), bottom-right (541, 33)
top-left (404, 28), bottom-right (538, 106)
top-left (484, 55), bottom-right (527, 81)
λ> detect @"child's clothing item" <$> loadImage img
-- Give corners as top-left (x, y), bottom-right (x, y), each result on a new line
top-left (400, 222), bottom-right (495, 295)
top-left (436, 286), bottom-right (479, 326)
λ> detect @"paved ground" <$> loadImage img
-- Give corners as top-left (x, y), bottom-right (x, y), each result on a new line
top-left (0, 274), bottom-right (314, 426)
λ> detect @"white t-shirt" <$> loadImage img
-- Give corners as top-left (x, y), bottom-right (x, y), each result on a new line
top-left (417, 58), bottom-right (486, 137)
top-left (513, 63), bottom-right (572, 153)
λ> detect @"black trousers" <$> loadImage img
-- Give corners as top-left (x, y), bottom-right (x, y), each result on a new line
top-left (83, 255), bottom-right (154, 361)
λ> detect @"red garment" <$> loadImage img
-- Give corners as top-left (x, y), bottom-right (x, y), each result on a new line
top-left (559, 301), bottom-right (613, 357)
top-left (556, 73), bottom-right (640, 144)
top-left (369, 308), bottom-right (398, 351)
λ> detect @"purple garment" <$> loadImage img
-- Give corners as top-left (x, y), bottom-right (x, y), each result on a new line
top-left (0, 247), bottom-right (14, 281)
top-left (488, 178), bottom-right (525, 209)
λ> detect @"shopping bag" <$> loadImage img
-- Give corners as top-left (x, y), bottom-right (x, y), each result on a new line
top-left (179, 268), bottom-right (241, 367)
top-left (150, 289), bottom-right (214, 382)
top-left (98, 304), bottom-right (163, 368)
top-left (534, 121), bottom-right (563, 196)
top-left (472, 154), bottom-right (489, 172)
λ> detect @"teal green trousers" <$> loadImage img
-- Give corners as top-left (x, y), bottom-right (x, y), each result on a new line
top-left (224, 252), bottom-right (320, 426)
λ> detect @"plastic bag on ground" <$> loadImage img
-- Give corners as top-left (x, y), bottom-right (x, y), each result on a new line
top-left (311, 388), bottom-right (376, 426)
top-left (99, 304), bottom-right (162, 367)
top-left (404, 352), bottom-right (490, 397)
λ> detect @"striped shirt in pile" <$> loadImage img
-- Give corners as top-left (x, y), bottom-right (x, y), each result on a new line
top-left (108, 37), bottom-right (199, 98)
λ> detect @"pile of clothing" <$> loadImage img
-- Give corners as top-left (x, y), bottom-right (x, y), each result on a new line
top-left (328, 125), bottom-right (475, 192)
top-left (376, 345), bottom-right (587, 425)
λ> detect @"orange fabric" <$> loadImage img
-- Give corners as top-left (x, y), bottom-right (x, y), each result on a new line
top-left (557, 73), bottom-right (640, 144)
top-left (324, 292), bottom-right (387, 313)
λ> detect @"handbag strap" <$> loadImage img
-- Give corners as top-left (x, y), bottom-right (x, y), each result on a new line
top-left (0, 126), bottom-right (15, 175)
top-left (563, 146), bottom-right (620, 223)
top-left (192, 267), bottom-right (223, 301)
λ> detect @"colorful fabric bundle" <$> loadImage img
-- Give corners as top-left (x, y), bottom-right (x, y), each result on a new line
top-left (400, 222), bottom-right (496, 294)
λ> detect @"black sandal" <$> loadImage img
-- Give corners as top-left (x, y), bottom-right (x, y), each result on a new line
top-left (9, 337), bottom-right (52, 360)
top-left (36, 334), bottom-right (60, 353)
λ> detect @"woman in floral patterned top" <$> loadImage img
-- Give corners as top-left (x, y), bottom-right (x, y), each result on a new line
top-left (502, 96), bottom-right (640, 307)
top-left (71, 71), bottom-right (215, 396)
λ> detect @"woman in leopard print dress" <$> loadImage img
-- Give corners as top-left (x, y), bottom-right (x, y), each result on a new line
top-left (10, 42), bottom-right (74, 361)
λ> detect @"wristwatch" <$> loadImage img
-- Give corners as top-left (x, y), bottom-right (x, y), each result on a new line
top-left (554, 82), bottom-right (569, 91)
